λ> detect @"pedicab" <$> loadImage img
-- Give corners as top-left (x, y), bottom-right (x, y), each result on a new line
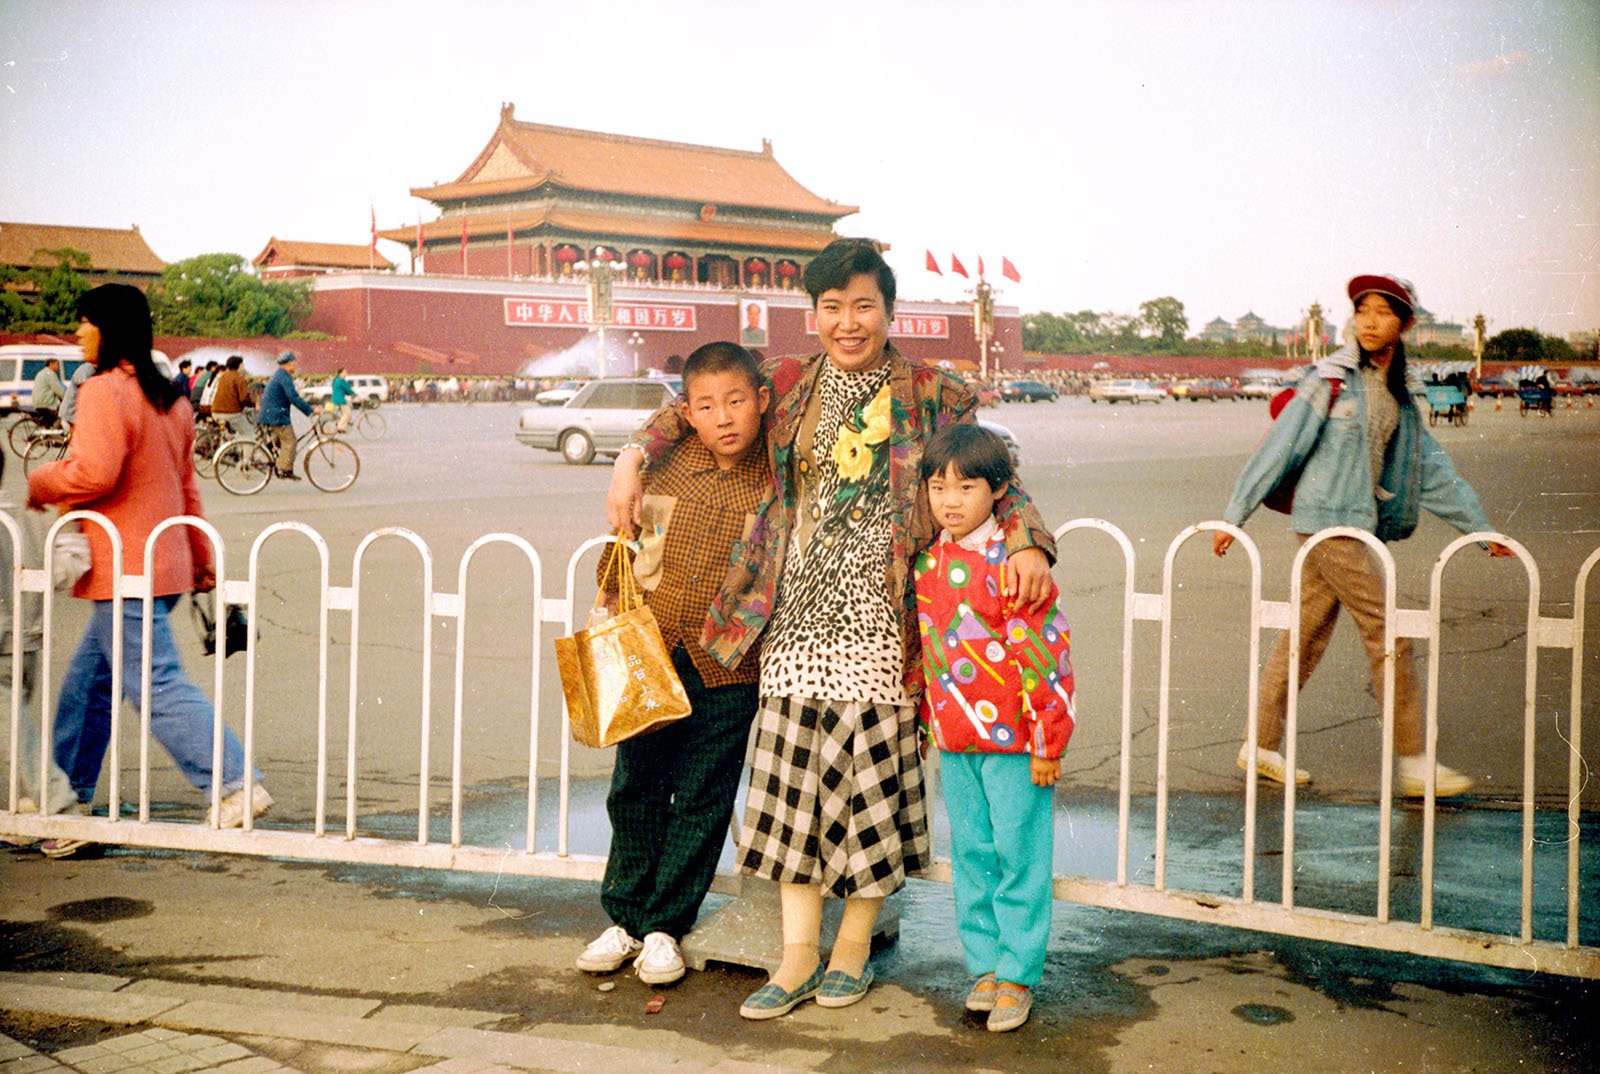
top-left (1514, 365), bottom-right (1554, 417)
top-left (1424, 380), bottom-right (1469, 427)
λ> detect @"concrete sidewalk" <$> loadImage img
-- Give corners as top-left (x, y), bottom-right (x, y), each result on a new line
top-left (2, 846), bottom-right (1595, 1074)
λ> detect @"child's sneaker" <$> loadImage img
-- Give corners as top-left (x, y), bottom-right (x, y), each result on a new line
top-left (576, 925), bottom-right (642, 973)
top-left (964, 973), bottom-right (998, 1012)
top-left (986, 982), bottom-right (1032, 1033)
top-left (635, 931), bottom-right (685, 985)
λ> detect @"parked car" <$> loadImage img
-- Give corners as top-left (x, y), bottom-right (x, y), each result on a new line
top-left (302, 374), bottom-right (389, 406)
top-left (535, 379), bottom-right (586, 406)
top-left (1237, 376), bottom-right (1288, 400)
top-left (999, 379), bottom-right (1059, 403)
top-left (1170, 378), bottom-right (1239, 402)
top-left (515, 377), bottom-right (682, 464)
top-left (1470, 376), bottom-right (1517, 398)
top-left (1088, 379), bottom-right (1166, 404)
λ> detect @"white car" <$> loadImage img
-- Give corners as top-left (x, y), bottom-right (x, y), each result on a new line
top-left (535, 380), bottom-right (586, 406)
top-left (1089, 379), bottom-right (1167, 404)
top-left (516, 378), bottom-right (682, 464)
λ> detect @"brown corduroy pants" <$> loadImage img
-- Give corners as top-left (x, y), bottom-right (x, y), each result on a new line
top-left (1254, 535), bottom-right (1423, 757)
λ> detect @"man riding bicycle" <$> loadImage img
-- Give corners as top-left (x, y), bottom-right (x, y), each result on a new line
top-left (258, 351), bottom-right (314, 480)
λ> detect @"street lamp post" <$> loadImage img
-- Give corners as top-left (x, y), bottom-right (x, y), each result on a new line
top-left (973, 280), bottom-right (996, 380)
top-left (584, 250), bottom-right (620, 376)
top-left (991, 342), bottom-right (1005, 377)
top-left (1472, 313), bottom-right (1488, 381)
top-left (627, 331), bottom-right (645, 375)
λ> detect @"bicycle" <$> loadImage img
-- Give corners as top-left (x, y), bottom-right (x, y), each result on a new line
top-left (213, 421), bottom-right (360, 495)
top-left (21, 424), bottom-right (70, 474)
top-left (315, 397), bottom-right (386, 441)
top-left (7, 409), bottom-right (55, 456)
top-left (192, 416), bottom-right (232, 478)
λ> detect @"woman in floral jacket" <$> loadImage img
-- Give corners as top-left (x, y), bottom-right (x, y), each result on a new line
top-left (607, 239), bottom-right (1056, 1018)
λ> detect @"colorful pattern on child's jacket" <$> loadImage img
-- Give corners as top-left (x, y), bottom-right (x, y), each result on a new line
top-left (915, 529), bottom-right (1075, 758)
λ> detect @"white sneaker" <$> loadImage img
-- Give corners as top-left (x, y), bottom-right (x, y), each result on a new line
top-left (576, 925), bottom-right (642, 973)
top-left (1397, 757), bottom-right (1475, 798)
top-left (210, 785), bottom-right (274, 828)
top-left (636, 931), bottom-right (685, 985)
top-left (1237, 745), bottom-right (1311, 786)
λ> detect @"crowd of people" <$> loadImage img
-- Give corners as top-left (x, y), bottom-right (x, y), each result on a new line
top-left (6, 249), bottom-right (1511, 1033)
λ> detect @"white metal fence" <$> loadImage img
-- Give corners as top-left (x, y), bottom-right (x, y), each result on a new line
top-left (2, 512), bottom-right (1595, 979)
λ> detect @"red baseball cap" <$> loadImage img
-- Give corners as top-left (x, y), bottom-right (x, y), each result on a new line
top-left (1347, 274), bottom-right (1416, 320)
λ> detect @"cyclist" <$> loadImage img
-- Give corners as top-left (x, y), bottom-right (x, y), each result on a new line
top-left (210, 355), bottom-right (254, 438)
top-left (329, 367), bottom-right (354, 433)
top-left (258, 351), bottom-right (314, 480)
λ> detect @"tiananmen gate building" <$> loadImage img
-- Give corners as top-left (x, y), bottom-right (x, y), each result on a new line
top-left (302, 104), bottom-right (1019, 376)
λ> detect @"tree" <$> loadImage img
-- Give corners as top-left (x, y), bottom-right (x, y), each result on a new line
top-left (1482, 327), bottom-right (1545, 366)
top-left (1138, 296), bottom-right (1188, 349)
top-left (149, 253), bottom-right (312, 337)
top-left (0, 247), bottom-right (93, 332)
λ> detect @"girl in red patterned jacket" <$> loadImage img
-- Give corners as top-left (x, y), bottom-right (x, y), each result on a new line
top-left (914, 423), bottom-right (1075, 1033)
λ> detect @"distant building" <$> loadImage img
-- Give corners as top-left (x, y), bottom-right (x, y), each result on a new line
top-left (381, 102), bottom-right (856, 286)
top-left (255, 237), bottom-right (394, 279)
top-left (1201, 316), bottom-right (1235, 343)
top-left (1407, 305), bottom-right (1466, 346)
top-left (0, 221), bottom-right (166, 291)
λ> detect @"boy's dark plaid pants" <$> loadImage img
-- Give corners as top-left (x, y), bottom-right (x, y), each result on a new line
top-left (600, 645), bottom-right (757, 941)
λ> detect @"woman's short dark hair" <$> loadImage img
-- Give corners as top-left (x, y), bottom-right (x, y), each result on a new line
top-left (920, 422), bottom-right (1013, 491)
top-left (683, 341), bottom-right (762, 393)
top-left (77, 283), bottom-right (178, 411)
top-left (803, 238), bottom-right (896, 314)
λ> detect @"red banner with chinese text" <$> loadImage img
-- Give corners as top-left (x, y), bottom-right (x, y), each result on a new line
top-left (504, 299), bottom-right (698, 331)
top-left (804, 312), bottom-right (950, 339)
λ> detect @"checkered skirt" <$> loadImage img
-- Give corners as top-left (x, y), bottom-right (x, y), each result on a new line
top-left (735, 695), bottom-right (930, 898)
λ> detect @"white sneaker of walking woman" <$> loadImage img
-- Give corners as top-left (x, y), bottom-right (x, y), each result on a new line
top-left (1396, 756), bottom-right (1475, 798)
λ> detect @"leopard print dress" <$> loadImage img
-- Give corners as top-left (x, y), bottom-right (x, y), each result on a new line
top-left (736, 358), bottom-right (930, 897)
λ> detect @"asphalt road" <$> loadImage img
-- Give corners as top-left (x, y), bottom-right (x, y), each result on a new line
top-left (3, 395), bottom-right (1596, 821)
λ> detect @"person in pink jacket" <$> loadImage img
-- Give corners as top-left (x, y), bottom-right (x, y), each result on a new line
top-left (27, 284), bottom-right (271, 855)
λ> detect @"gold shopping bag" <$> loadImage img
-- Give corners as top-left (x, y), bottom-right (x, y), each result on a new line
top-left (555, 534), bottom-right (692, 748)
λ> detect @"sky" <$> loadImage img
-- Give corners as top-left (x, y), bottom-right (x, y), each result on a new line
top-left (2, 0), bottom-right (1597, 339)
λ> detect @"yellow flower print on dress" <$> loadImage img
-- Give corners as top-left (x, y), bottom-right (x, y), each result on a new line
top-left (832, 426), bottom-right (873, 482)
top-left (861, 385), bottom-right (892, 445)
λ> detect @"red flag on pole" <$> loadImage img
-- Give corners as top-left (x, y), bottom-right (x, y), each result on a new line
top-left (1001, 257), bottom-right (1022, 283)
top-left (369, 206), bottom-right (377, 252)
top-left (925, 250), bottom-right (942, 275)
top-left (977, 255), bottom-right (986, 279)
top-left (950, 254), bottom-right (969, 278)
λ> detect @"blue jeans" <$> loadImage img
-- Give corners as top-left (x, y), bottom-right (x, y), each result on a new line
top-left (53, 595), bottom-right (254, 804)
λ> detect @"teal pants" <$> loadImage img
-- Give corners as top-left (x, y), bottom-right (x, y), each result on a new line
top-left (940, 751), bottom-right (1055, 987)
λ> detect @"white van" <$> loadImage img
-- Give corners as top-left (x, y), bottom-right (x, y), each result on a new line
top-left (0, 344), bottom-right (177, 410)
top-left (302, 373), bottom-right (389, 405)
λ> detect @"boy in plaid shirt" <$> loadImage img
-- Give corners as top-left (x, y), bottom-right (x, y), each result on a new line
top-left (577, 342), bottom-right (771, 985)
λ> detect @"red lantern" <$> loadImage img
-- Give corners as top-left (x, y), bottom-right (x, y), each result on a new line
top-left (663, 253), bottom-right (688, 270)
top-left (775, 261), bottom-right (797, 278)
top-left (745, 258), bottom-right (768, 273)
top-left (554, 246), bottom-right (579, 264)
top-left (629, 251), bottom-right (653, 268)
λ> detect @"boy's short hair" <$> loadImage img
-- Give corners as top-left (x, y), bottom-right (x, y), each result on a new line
top-left (803, 238), bottom-right (896, 315)
top-left (920, 422), bottom-right (1014, 491)
top-left (682, 341), bottom-right (762, 393)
